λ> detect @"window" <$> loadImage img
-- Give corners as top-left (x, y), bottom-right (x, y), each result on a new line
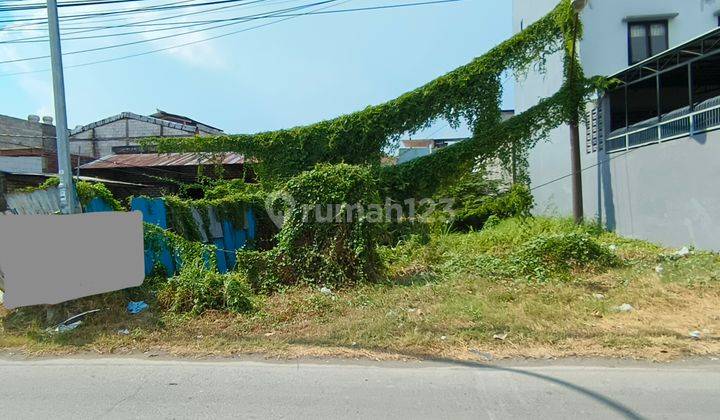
top-left (628, 21), bottom-right (668, 65)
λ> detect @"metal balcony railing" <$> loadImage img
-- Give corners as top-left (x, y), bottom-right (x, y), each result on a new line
top-left (605, 104), bottom-right (720, 153)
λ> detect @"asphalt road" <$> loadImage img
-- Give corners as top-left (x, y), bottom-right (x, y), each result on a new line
top-left (0, 357), bottom-right (718, 419)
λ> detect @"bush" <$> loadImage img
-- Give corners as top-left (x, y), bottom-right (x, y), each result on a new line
top-left (237, 164), bottom-right (384, 290)
top-left (511, 232), bottom-right (620, 281)
top-left (450, 184), bottom-right (534, 231)
top-left (158, 267), bottom-right (255, 315)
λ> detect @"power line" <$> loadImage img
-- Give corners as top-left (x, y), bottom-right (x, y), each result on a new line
top-left (0, 0), bottom-right (271, 24)
top-left (0, 0), bottom-right (157, 13)
top-left (531, 149), bottom-right (632, 192)
top-left (0, 0), bottom-right (462, 74)
top-left (0, 0), bottom-right (290, 39)
top-left (5, 0), bottom-right (463, 44)
top-left (0, 0), bottom-right (306, 43)
top-left (0, 0), bottom-right (336, 63)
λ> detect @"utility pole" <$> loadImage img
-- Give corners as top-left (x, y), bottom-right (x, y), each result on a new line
top-left (568, 0), bottom-right (587, 224)
top-left (47, 0), bottom-right (79, 214)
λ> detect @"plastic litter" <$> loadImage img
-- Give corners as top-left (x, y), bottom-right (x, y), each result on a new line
top-left (49, 309), bottom-right (102, 333)
top-left (613, 303), bottom-right (634, 313)
top-left (320, 287), bottom-right (332, 295)
top-left (493, 332), bottom-right (508, 341)
top-left (655, 264), bottom-right (664, 274)
top-left (127, 301), bottom-right (148, 315)
top-left (593, 293), bottom-right (605, 300)
top-left (689, 331), bottom-right (702, 340)
top-left (676, 247), bottom-right (691, 257)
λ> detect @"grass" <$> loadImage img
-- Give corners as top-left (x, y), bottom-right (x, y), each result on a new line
top-left (1, 217), bottom-right (719, 361)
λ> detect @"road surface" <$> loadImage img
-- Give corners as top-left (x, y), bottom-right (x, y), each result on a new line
top-left (0, 357), bottom-right (718, 419)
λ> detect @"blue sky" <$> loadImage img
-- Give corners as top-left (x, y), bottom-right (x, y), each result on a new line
top-left (0, 0), bottom-right (512, 137)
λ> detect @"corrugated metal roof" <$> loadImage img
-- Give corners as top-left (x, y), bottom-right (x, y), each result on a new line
top-left (79, 153), bottom-right (245, 169)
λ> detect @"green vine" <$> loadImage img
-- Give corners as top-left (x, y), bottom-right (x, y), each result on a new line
top-left (19, 176), bottom-right (125, 211)
top-left (149, 1), bottom-right (581, 192)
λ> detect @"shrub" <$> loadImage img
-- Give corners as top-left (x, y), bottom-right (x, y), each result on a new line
top-left (511, 232), bottom-right (620, 281)
top-left (452, 184), bottom-right (533, 231)
top-left (237, 164), bottom-right (384, 290)
top-left (439, 171), bottom-right (533, 231)
top-left (158, 266), bottom-right (255, 315)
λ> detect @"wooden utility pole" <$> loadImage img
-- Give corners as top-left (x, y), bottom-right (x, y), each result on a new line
top-left (568, 0), bottom-right (586, 224)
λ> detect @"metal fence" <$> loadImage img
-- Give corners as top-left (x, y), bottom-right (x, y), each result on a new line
top-left (606, 104), bottom-right (720, 153)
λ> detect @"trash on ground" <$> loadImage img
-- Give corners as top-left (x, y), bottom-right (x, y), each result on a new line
top-left (493, 332), bottom-right (508, 341)
top-left (320, 287), bottom-right (332, 295)
top-left (127, 301), bottom-right (148, 314)
top-left (689, 330), bottom-right (702, 340)
top-left (117, 328), bottom-right (130, 335)
top-left (655, 265), bottom-right (664, 274)
top-left (593, 293), bottom-right (605, 300)
top-left (49, 309), bottom-right (102, 333)
top-left (470, 349), bottom-right (493, 361)
top-left (613, 303), bottom-right (634, 313)
top-left (676, 247), bottom-right (691, 257)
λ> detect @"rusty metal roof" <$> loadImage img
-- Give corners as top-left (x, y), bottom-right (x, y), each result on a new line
top-left (79, 152), bottom-right (244, 169)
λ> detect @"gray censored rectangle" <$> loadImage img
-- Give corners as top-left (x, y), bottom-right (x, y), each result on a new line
top-left (0, 212), bottom-right (144, 309)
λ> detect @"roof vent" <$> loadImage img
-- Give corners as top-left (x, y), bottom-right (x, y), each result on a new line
top-left (42, 116), bottom-right (53, 125)
top-left (27, 114), bottom-right (40, 123)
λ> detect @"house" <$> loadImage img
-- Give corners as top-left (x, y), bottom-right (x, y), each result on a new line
top-left (397, 138), bottom-right (465, 164)
top-left (69, 110), bottom-right (223, 159)
top-left (78, 151), bottom-right (248, 197)
top-left (514, 0), bottom-right (720, 250)
top-left (0, 114), bottom-right (93, 174)
top-left (397, 111), bottom-right (516, 165)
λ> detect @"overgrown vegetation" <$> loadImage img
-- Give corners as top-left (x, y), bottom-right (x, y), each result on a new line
top-left (3, 217), bottom-right (719, 360)
top-left (441, 171), bottom-right (534, 231)
top-left (238, 164), bottom-right (383, 291)
top-left (6, 2), bottom-right (712, 361)
top-left (148, 0), bottom-right (600, 198)
top-left (18, 176), bottom-right (124, 211)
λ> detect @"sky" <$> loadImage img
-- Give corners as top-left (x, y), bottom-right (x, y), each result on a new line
top-left (0, 0), bottom-right (512, 138)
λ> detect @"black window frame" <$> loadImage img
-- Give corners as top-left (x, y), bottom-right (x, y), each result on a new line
top-left (628, 20), bottom-right (669, 65)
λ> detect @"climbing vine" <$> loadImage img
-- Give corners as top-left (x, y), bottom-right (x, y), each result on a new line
top-left (149, 1), bottom-right (583, 191)
top-left (19, 176), bottom-right (125, 211)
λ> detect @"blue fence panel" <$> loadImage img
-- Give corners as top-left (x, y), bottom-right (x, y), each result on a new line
top-left (84, 197), bottom-right (114, 213)
top-left (221, 220), bottom-right (237, 271)
top-left (214, 238), bottom-right (229, 273)
top-left (131, 197), bottom-right (176, 276)
top-left (119, 197), bottom-right (258, 276)
top-left (246, 208), bottom-right (256, 240)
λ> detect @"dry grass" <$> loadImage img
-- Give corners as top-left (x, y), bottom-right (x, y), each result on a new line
top-left (1, 218), bottom-right (719, 362)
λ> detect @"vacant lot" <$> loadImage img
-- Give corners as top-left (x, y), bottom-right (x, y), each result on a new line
top-left (1, 218), bottom-right (718, 361)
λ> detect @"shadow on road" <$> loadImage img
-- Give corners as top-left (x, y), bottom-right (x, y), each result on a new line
top-left (436, 357), bottom-right (644, 420)
top-left (288, 338), bottom-right (644, 420)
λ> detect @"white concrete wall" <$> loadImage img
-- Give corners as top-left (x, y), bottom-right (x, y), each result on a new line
top-left (69, 116), bottom-right (199, 158)
top-left (0, 156), bottom-right (43, 174)
top-left (513, 0), bottom-right (720, 249)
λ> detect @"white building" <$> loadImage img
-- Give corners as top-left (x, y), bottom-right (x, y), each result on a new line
top-left (514, 0), bottom-right (720, 250)
top-left (69, 110), bottom-right (223, 159)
